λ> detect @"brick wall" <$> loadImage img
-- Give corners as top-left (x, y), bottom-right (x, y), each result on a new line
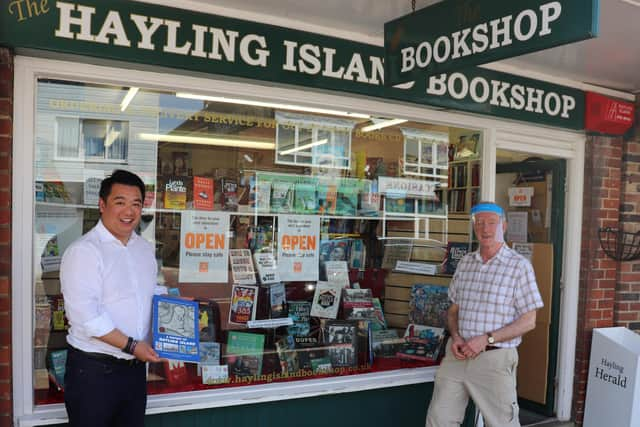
top-left (0, 47), bottom-right (13, 427)
top-left (573, 134), bottom-right (622, 424)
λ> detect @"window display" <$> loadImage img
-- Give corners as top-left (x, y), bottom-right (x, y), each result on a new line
top-left (32, 79), bottom-right (482, 405)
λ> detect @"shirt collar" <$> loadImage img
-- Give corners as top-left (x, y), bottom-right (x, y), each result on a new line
top-left (95, 220), bottom-right (138, 246)
top-left (473, 243), bottom-right (509, 264)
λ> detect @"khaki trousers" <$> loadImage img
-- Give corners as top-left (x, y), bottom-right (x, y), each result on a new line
top-left (426, 341), bottom-right (520, 427)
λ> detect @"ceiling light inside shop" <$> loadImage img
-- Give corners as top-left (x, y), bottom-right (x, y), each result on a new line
top-left (175, 92), bottom-right (371, 119)
top-left (361, 118), bottom-right (408, 132)
top-left (138, 133), bottom-right (275, 150)
top-left (120, 87), bottom-right (139, 112)
top-left (279, 139), bottom-right (328, 156)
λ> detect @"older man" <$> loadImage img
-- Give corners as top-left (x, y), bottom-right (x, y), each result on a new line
top-left (426, 202), bottom-right (544, 427)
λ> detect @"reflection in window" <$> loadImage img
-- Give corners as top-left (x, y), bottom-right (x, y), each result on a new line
top-left (56, 118), bottom-right (128, 161)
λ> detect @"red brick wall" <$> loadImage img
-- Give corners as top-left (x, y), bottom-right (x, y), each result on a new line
top-left (0, 47), bottom-right (13, 427)
top-left (574, 134), bottom-right (622, 424)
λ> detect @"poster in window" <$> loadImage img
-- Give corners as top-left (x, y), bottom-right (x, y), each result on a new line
top-left (178, 211), bottom-right (230, 283)
top-left (277, 215), bottom-right (320, 282)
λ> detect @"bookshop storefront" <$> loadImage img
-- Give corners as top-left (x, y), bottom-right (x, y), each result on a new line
top-left (0, 1), bottom-right (598, 426)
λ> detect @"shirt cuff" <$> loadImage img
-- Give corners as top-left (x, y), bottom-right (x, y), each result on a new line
top-left (84, 313), bottom-right (116, 338)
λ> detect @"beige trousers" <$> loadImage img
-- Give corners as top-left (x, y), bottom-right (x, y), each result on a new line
top-left (426, 341), bottom-right (520, 427)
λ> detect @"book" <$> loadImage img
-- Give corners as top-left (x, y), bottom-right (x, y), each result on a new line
top-left (294, 182), bottom-right (317, 214)
top-left (152, 295), bottom-right (200, 362)
top-left (268, 282), bottom-right (287, 318)
top-left (164, 177), bottom-right (188, 210)
top-left (193, 176), bottom-right (214, 210)
top-left (310, 281), bottom-right (342, 319)
top-left (202, 365), bottom-right (229, 384)
top-left (336, 186), bottom-right (358, 216)
top-left (226, 331), bottom-right (265, 377)
top-left (293, 335), bottom-right (326, 371)
top-left (408, 284), bottom-right (450, 328)
top-left (250, 178), bottom-right (271, 213)
top-left (48, 349), bottom-right (67, 390)
top-left (271, 181), bottom-right (294, 213)
top-left (319, 239), bottom-right (351, 281)
top-left (198, 301), bottom-right (219, 342)
top-left (50, 295), bottom-right (67, 331)
top-left (275, 335), bottom-right (299, 374)
top-left (317, 184), bottom-right (337, 215)
top-left (443, 242), bottom-right (470, 275)
top-left (342, 288), bottom-right (374, 311)
top-left (220, 178), bottom-right (238, 211)
top-left (372, 329), bottom-right (404, 358)
top-left (397, 324), bottom-right (446, 362)
top-left (322, 319), bottom-right (358, 368)
top-left (228, 284), bottom-right (259, 325)
top-left (287, 301), bottom-right (311, 337)
top-left (324, 260), bottom-right (350, 288)
top-left (348, 239), bottom-right (366, 270)
top-left (229, 249), bottom-right (256, 285)
top-left (163, 360), bottom-right (190, 386)
top-left (198, 341), bottom-right (221, 376)
top-left (370, 298), bottom-right (387, 331)
top-left (254, 251), bottom-right (281, 284)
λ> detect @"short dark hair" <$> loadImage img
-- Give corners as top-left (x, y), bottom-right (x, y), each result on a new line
top-left (99, 169), bottom-right (145, 203)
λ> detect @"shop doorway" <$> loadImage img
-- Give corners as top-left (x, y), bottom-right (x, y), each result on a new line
top-left (495, 152), bottom-right (566, 421)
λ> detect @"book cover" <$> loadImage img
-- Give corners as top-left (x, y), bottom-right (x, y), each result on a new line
top-left (336, 186), bottom-right (358, 216)
top-left (152, 295), bottom-right (200, 362)
top-left (229, 249), bottom-right (256, 285)
top-left (254, 251), bottom-right (281, 284)
top-left (228, 284), bottom-right (259, 325)
top-left (293, 334), bottom-right (325, 371)
top-left (397, 324), bottom-right (446, 362)
top-left (275, 335), bottom-right (299, 374)
top-left (226, 331), bottom-right (265, 377)
top-left (198, 301), bottom-right (219, 342)
top-left (317, 184), bottom-right (338, 215)
top-left (198, 341), bottom-right (221, 366)
top-left (50, 295), bottom-right (67, 331)
top-left (202, 365), bottom-right (228, 385)
top-left (371, 298), bottom-right (387, 331)
top-left (444, 242), bottom-right (470, 275)
top-left (193, 176), bottom-right (214, 210)
top-left (48, 349), bottom-right (67, 390)
top-left (220, 178), bottom-right (238, 212)
top-left (287, 301), bottom-right (311, 337)
top-left (324, 260), bottom-right (350, 288)
top-left (348, 239), bottom-right (366, 270)
top-left (342, 288), bottom-right (374, 310)
top-left (310, 281), bottom-right (342, 319)
top-left (250, 178), bottom-right (272, 213)
top-left (164, 177), bottom-right (187, 210)
top-left (322, 319), bottom-right (358, 368)
top-left (271, 181), bottom-right (294, 213)
top-left (268, 282), bottom-right (287, 318)
top-left (372, 329), bottom-right (404, 358)
top-left (319, 239), bottom-right (351, 281)
top-left (408, 284), bottom-right (450, 328)
top-left (163, 360), bottom-right (190, 386)
top-left (294, 182), bottom-right (317, 214)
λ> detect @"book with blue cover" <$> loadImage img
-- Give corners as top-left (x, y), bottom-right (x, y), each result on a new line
top-left (152, 295), bottom-right (200, 362)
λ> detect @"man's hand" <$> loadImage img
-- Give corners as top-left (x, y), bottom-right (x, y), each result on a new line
top-left (462, 334), bottom-right (489, 358)
top-left (133, 341), bottom-right (163, 363)
top-left (450, 334), bottom-right (467, 360)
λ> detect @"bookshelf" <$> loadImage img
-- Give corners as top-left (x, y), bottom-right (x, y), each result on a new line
top-left (446, 158), bottom-right (481, 214)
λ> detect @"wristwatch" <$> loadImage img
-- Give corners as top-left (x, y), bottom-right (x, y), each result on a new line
top-left (487, 332), bottom-right (495, 345)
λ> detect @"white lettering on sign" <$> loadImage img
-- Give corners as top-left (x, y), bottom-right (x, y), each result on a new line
top-left (426, 73), bottom-right (576, 118)
top-left (55, 2), bottom-right (270, 67)
top-left (400, 1), bottom-right (562, 73)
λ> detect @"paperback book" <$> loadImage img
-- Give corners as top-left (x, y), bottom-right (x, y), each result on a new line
top-left (408, 284), bottom-right (450, 328)
top-left (322, 319), bottom-right (358, 368)
top-left (294, 182), bottom-right (317, 214)
top-left (268, 282), bottom-right (287, 318)
top-left (397, 324), bottom-right (446, 362)
top-left (317, 184), bottom-right (338, 215)
top-left (226, 331), bottom-right (265, 377)
top-left (310, 281), bottom-right (342, 319)
top-left (271, 181), bottom-right (294, 213)
top-left (193, 176), bottom-right (214, 210)
top-left (254, 251), bottom-right (281, 284)
top-left (275, 335), bottom-right (300, 374)
top-left (220, 178), bottom-right (239, 211)
top-left (443, 242), bottom-right (470, 275)
top-left (152, 295), bottom-right (200, 362)
top-left (287, 301), bottom-right (311, 337)
top-left (228, 284), bottom-right (259, 325)
top-left (164, 177), bottom-right (188, 210)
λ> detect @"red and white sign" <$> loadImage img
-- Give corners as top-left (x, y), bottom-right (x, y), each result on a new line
top-left (585, 92), bottom-right (635, 135)
top-left (508, 187), bottom-right (534, 207)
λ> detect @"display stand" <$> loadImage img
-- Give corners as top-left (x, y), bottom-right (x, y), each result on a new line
top-left (584, 327), bottom-right (640, 427)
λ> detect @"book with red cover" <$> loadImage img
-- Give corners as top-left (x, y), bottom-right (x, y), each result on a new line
top-left (193, 176), bottom-right (214, 210)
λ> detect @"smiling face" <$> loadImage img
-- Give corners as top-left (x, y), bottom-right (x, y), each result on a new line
top-left (99, 183), bottom-right (143, 245)
top-left (473, 211), bottom-right (506, 249)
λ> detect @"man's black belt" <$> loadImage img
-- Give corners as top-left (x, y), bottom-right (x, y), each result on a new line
top-left (69, 346), bottom-right (144, 367)
top-left (485, 345), bottom-right (502, 351)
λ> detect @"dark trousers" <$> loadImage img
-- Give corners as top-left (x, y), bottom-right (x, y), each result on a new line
top-left (64, 347), bottom-right (147, 427)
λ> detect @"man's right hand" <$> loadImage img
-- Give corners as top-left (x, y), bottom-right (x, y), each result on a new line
top-left (133, 341), bottom-right (163, 363)
top-left (450, 335), bottom-right (467, 360)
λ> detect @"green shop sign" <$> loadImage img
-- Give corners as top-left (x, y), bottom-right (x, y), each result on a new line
top-left (385, 0), bottom-right (599, 86)
top-left (0, 0), bottom-right (584, 129)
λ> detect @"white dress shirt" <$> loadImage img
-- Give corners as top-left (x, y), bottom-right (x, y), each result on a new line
top-left (61, 220), bottom-right (159, 359)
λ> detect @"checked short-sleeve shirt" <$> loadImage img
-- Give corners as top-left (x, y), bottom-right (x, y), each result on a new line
top-left (448, 244), bottom-right (543, 348)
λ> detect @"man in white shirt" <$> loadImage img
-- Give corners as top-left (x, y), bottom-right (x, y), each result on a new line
top-left (426, 202), bottom-right (544, 427)
top-left (61, 169), bottom-right (163, 427)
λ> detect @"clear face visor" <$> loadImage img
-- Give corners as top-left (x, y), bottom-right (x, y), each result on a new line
top-left (471, 204), bottom-right (505, 243)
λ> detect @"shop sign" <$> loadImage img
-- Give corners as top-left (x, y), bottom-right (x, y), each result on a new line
top-left (378, 177), bottom-right (436, 198)
top-left (0, 0), bottom-right (584, 129)
top-left (385, 0), bottom-right (599, 85)
top-left (277, 215), bottom-right (320, 282)
top-left (585, 91), bottom-right (635, 135)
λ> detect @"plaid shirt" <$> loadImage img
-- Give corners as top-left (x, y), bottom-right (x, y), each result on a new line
top-left (448, 244), bottom-right (543, 348)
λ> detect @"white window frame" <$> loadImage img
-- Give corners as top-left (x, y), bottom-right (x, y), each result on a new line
top-left (13, 56), bottom-right (586, 426)
top-left (53, 115), bottom-right (130, 163)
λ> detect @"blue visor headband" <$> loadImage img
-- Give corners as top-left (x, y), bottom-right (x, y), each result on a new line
top-left (471, 203), bottom-right (504, 217)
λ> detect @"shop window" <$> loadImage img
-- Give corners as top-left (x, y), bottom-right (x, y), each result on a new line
top-left (31, 79), bottom-right (482, 407)
top-left (55, 117), bottom-right (129, 162)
